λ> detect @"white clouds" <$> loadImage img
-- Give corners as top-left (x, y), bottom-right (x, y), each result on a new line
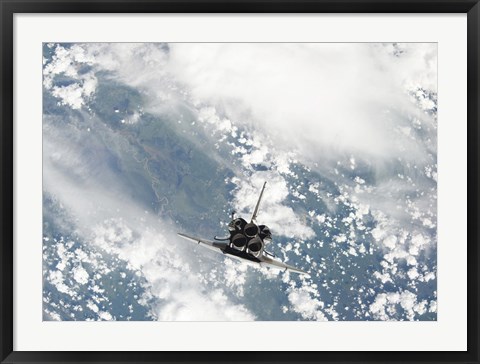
top-left (98, 311), bottom-right (114, 321)
top-left (48, 270), bottom-right (76, 297)
top-left (287, 288), bottom-right (327, 321)
top-left (168, 43), bottom-right (437, 163)
top-left (43, 116), bottom-right (256, 321)
top-left (366, 206), bottom-right (436, 310)
top-left (230, 172), bottom-right (314, 240)
top-left (198, 106), bottom-right (233, 133)
top-left (72, 265), bottom-right (89, 285)
top-left (82, 43), bottom-right (171, 102)
top-left (383, 235), bottom-right (398, 250)
top-left (47, 42), bottom-right (437, 164)
top-left (223, 258), bottom-right (249, 297)
top-left (43, 44), bottom-right (97, 109)
top-left (43, 41), bottom-right (438, 170)
top-left (42, 42), bottom-right (437, 321)
top-left (409, 233), bottom-right (430, 256)
top-left (154, 288), bottom-right (254, 321)
top-left (369, 290), bottom-right (429, 321)
top-left (50, 83), bottom-right (85, 109)
top-left (87, 210), bottom-right (255, 321)
top-left (86, 300), bottom-right (99, 313)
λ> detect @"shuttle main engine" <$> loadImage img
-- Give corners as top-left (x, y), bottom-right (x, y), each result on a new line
top-left (247, 236), bottom-right (263, 257)
top-left (244, 223), bottom-right (259, 238)
top-left (178, 182), bottom-right (309, 275)
top-left (228, 219), bottom-right (272, 257)
top-left (232, 233), bottom-right (248, 250)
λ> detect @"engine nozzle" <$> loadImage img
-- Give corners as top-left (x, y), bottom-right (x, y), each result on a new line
top-left (247, 236), bottom-right (264, 257)
top-left (229, 218), bottom-right (247, 232)
top-left (259, 225), bottom-right (272, 240)
top-left (231, 233), bottom-right (247, 250)
top-left (244, 223), bottom-right (259, 238)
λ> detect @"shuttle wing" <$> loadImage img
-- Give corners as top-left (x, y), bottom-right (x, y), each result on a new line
top-left (178, 233), bottom-right (309, 276)
top-left (177, 233), bottom-right (228, 252)
top-left (259, 255), bottom-right (310, 276)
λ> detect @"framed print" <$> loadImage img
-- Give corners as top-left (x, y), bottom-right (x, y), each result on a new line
top-left (1, 1), bottom-right (479, 363)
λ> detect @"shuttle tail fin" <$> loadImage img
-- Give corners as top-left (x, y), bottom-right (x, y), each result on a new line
top-left (251, 182), bottom-right (267, 223)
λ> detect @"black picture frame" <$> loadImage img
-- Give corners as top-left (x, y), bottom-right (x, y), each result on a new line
top-left (1, 1), bottom-right (479, 363)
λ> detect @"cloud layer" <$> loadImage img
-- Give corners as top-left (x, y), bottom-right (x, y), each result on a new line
top-left (167, 43), bottom-right (437, 163)
top-left (43, 42), bottom-right (438, 321)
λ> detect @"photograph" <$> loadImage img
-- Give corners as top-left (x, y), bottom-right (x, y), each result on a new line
top-left (42, 42), bottom-right (438, 322)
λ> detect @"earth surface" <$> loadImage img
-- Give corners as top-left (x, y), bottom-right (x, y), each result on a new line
top-left (42, 43), bottom-right (437, 321)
